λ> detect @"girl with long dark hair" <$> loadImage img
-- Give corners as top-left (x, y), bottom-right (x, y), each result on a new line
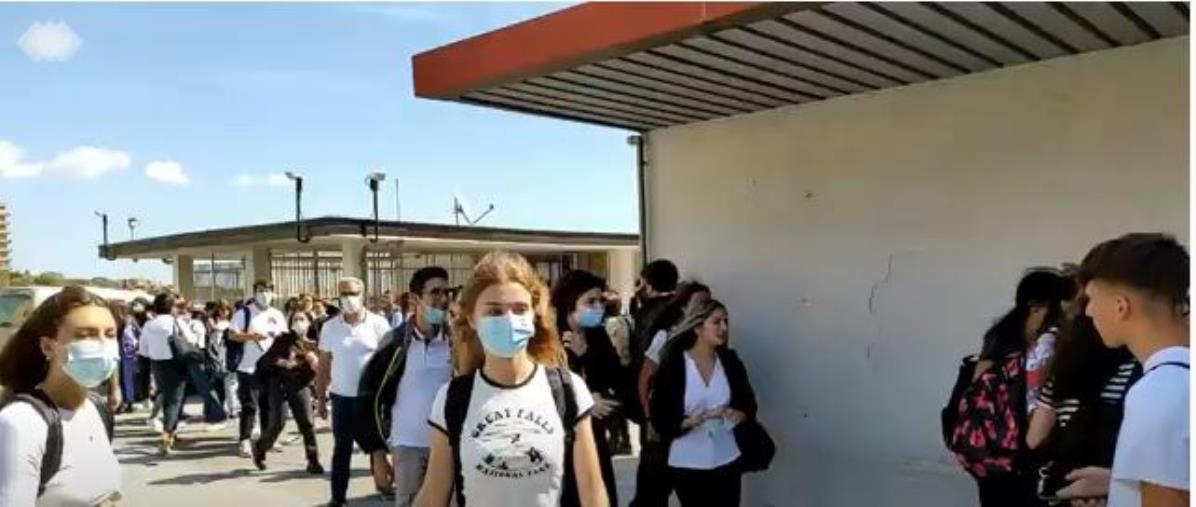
top-left (0, 286), bottom-right (121, 505)
top-left (972, 269), bottom-right (1072, 506)
top-left (551, 269), bottom-right (628, 506)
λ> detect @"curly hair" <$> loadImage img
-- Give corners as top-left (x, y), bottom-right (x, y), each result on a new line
top-left (451, 251), bottom-right (564, 376)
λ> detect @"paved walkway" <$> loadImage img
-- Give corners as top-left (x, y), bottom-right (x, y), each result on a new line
top-left (116, 402), bottom-right (644, 506)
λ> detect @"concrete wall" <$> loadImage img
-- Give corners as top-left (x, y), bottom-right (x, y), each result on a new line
top-left (644, 37), bottom-right (1188, 507)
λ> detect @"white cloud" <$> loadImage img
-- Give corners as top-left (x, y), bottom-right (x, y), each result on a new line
top-left (18, 21), bottom-right (82, 62)
top-left (145, 160), bottom-right (190, 185)
top-left (231, 173), bottom-right (290, 188)
top-left (266, 173), bottom-right (290, 186)
top-left (0, 140), bottom-right (44, 179)
top-left (47, 146), bottom-right (130, 179)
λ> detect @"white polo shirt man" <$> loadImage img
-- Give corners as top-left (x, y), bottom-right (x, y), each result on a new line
top-left (318, 311), bottom-right (390, 398)
top-left (1108, 346), bottom-right (1190, 507)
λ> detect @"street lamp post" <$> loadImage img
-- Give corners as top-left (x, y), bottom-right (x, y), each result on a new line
top-left (366, 172), bottom-right (386, 243)
top-left (94, 211), bottom-right (110, 259)
top-left (285, 171), bottom-right (310, 243)
top-left (127, 217), bottom-right (139, 240)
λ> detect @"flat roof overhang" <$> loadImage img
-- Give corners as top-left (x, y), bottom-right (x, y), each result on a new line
top-left (100, 216), bottom-right (639, 261)
top-left (413, 1), bottom-right (1189, 131)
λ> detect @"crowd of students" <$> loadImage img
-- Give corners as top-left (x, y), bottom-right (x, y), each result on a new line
top-left (945, 233), bottom-right (1190, 507)
top-left (0, 231), bottom-right (1185, 507)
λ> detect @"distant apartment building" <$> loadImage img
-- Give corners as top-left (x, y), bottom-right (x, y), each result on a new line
top-left (0, 202), bottom-right (9, 274)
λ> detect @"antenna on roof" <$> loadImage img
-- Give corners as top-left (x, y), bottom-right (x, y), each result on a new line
top-left (452, 191), bottom-right (495, 226)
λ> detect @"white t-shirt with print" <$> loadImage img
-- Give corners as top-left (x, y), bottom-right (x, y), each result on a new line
top-left (232, 305), bottom-right (286, 375)
top-left (318, 312), bottom-right (390, 397)
top-left (1108, 346), bottom-right (1189, 507)
top-left (390, 327), bottom-right (453, 448)
top-left (428, 365), bottom-right (595, 507)
top-left (0, 398), bottom-right (121, 506)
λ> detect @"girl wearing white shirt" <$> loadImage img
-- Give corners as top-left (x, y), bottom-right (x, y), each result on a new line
top-left (0, 286), bottom-right (122, 506)
top-left (414, 251), bottom-right (609, 507)
top-left (649, 299), bottom-right (757, 507)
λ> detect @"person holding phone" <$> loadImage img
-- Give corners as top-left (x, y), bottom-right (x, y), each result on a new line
top-left (649, 299), bottom-right (757, 507)
top-left (552, 269), bottom-right (628, 505)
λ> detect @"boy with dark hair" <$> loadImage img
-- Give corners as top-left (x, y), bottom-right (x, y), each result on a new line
top-left (1060, 233), bottom-right (1189, 507)
top-left (629, 258), bottom-right (680, 507)
top-left (356, 266), bottom-right (453, 507)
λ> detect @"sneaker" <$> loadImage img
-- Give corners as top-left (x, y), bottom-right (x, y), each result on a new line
top-left (252, 445), bottom-right (268, 471)
top-left (238, 440), bottom-right (252, 458)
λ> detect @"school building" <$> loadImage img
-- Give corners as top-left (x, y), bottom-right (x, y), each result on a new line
top-left (411, 2), bottom-right (1189, 505)
top-left (99, 216), bottom-right (639, 303)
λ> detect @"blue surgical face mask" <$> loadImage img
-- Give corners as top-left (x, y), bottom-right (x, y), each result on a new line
top-left (577, 307), bottom-right (605, 329)
top-left (63, 339), bottom-right (119, 389)
top-left (477, 313), bottom-right (535, 358)
top-left (424, 306), bottom-right (446, 326)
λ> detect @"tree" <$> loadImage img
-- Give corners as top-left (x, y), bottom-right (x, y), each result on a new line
top-left (32, 272), bottom-right (65, 286)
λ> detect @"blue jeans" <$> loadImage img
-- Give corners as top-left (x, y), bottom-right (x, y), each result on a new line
top-left (330, 394), bottom-right (358, 503)
top-left (182, 358), bottom-right (227, 423)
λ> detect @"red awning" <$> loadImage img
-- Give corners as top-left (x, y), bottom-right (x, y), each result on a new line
top-left (413, 2), bottom-right (1189, 131)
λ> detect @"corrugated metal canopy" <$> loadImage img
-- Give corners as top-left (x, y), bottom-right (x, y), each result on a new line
top-left (413, 2), bottom-right (1189, 131)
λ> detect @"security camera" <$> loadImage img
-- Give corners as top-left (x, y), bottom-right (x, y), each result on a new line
top-left (285, 171), bottom-right (300, 180)
top-left (367, 172), bottom-right (387, 182)
top-left (626, 135), bottom-right (641, 146)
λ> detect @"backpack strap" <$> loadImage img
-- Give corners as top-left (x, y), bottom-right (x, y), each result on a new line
top-left (546, 366), bottom-right (580, 506)
top-left (86, 392), bottom-right (115, 442)
top-left (546, 366), bottom-right (578, 444)
top-left (445, 372), bottom-right (476, 507)
top-left (1147, 361), bottom-right (1190, 374)
top-left (5, 390), bottom-right (64, 498)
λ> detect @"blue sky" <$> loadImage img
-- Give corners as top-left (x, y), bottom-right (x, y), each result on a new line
top-left (0, 2), bottom-right (638, 282)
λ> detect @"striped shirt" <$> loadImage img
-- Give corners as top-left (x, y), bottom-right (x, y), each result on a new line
top-left (1036, 360), bottom-right (1141, 427)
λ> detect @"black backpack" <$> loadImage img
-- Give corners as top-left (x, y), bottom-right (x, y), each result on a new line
top-left (225, 306), bottom-right (251, 373)
top-left (1, 390), bottom-right (115, 496)
top-left (444, 366), bottom-right (578, 507)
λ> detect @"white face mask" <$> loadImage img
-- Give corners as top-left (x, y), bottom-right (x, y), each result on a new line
top-left (341, 295), bottom-right (364, 314)
top-left (255, 291), bottom-right (274, 308)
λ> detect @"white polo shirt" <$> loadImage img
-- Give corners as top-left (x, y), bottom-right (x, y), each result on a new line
top-left (1108, 346), bottom-right (1190, 507)
top-left (319, 312), bottom-right (390, 397)
top-left (232, 305), bottom-right (286, 375)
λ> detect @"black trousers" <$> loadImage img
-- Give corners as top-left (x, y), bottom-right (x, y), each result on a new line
top-left (630, 429), bottom-right (673, 507)
top-left (255, 377), bottom-right (318, 459)
top-left (977, 472), bottom-right (1036, 507)
top-left (135, 356), bottom-right (153, 402)
top-left (236, 372), bottom-right (269, 441)
top-left (670, 463), bottom-right (743, 507)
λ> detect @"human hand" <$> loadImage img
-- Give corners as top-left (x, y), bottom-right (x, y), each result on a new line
top-left (316, 396), bottom-right (329, 419)
top-left (590, 393), bottom-right (621, 420)
top-left (723, 408), bottom-right (747, 425)
top-left (1058, 467), bottom-right (1111, 501)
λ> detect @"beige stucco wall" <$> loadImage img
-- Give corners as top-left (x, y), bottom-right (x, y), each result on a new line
top-left (645, 37), bottom-right (1188, 506)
